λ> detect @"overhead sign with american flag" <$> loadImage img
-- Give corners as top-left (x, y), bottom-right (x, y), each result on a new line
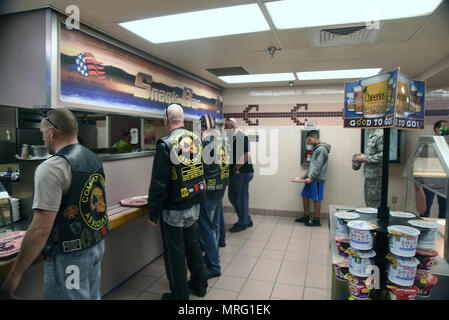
top-left (59, 24), bottom-right (223, 119)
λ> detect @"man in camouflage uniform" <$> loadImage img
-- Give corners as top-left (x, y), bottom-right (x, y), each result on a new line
top-left (353, 129), bottom-right (383, 208)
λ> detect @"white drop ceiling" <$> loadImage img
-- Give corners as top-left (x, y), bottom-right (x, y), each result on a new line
top-left (1, 0), bottom-right (449, 89)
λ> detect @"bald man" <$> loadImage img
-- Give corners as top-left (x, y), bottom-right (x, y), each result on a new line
top-left (147, 104), bottom-right (207, 300)
top-left (224, 118), bottom-right (254, 232)
top-left (1, 108), bottom-right (109, 300)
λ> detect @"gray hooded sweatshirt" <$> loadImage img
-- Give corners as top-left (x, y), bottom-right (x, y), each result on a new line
top-left (305, 142), bottom-right (331, 183)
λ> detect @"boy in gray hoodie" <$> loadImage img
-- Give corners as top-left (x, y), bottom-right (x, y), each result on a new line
top-left (295, 130), bottom-right (331, 226)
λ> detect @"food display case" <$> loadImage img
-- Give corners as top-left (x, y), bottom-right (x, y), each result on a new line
top-left (404, 135), bottom-right (449, 262)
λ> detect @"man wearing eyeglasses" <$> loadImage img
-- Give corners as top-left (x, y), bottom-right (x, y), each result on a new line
top-left (1, 108), bottom-right (109, 300)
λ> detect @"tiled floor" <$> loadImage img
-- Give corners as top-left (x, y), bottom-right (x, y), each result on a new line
top-left (103, 212), bottom-right (331, 300)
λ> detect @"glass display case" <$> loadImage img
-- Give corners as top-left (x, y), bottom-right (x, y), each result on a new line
top-left (405, 135), bottom-right (449, 261)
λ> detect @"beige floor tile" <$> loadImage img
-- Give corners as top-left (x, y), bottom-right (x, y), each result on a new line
top-left (249, 233), bottom-right (272, 241)
top-left (103, 286), bottom-right (142, 300)
top-left (260, 249), bottom-right (285, 260)
top-left (151, 255), bottom-right (165, 265)
top-left (229, 255), bottom-right (258, 268)
top-left (286, 242), bottom-right (310, 254)
top-left (290, 232), bottom-right (311, 240)
top-left (245, 239), bottom-right (267, 248)
top-left (308, 253), bottom-right (330, 265)
top-left (213, 275), bottom-right (247, 292)
top-left (220, 244), bottom-right (243, 255)
top-left (284, 251), bottom-right (308, 263)
top-left (280, 261), bottom-right (308, 274)
top-left (219, 252), bottom-right (236, 264)
top-left (264, 241), bottom-right (288, 251)
top-left (237, 292), bottom-right (270, 300)
top-left (303, 287), bottom-right (331, 300)
top-left (135, 291), bottom-right (162, 300)
top-left (227, 237), bottom-right (247, 246)
top-left (276, 270), bottom-right (306, 286)
top-left (222, 264), bottom-right (254, 278)
top-left (203, 288), bottom-right (239, 300)
top-left (306, 263), bottom-right (329, 276)
top-left (249, 266), bottom-right (279, 282)
top-left (238, 246), bottom-right (264, 257)
top-left (271, 283), bottom-right (304, 300)
top-left (145, 277), bottom-right (170, 294)
top-left (139, 263), bottom-right (166, 278)
top-left (305, 274), bottom-right (331, 289)
top-left (255, 257), bottom-right (282, 270)
top-left (123, 273), bottom-right (159, 291)
top-left (269, 234), bottom-right (291, 243)
top-left (241, 279), bottom-right (275, 296)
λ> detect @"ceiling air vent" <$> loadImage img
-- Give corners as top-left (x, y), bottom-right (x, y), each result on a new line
top-left (309, 22), bottom-right (386, 47)
top-left (206, 66), bottom-right (249, 77)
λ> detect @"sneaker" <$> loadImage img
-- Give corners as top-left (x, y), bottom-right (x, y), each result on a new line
top-left (247, 220), bottom-right (253, 227)
top-left (305, 219), bottom-right (321, 227)
top-left (162, 292), bottom-right (178, 300)
top-left (295, 216), bottom-right (309, 223)
top-left (229, 224), bottom-right (247, 233)
top-left (188, 280), bottom-right (208, 297)
top-left (219, 242), bottom-right (226, 248)
top-left (205, 271), bottom-right (221, 280)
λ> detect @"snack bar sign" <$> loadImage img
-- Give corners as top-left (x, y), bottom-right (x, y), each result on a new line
top-left (344, 68), bottom-right (425, 129)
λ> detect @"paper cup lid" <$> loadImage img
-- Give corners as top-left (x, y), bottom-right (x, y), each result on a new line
top-left (386, 253), bottom-right (420, 267)
top-left (345, 247), bottom-right (376, 258)
top-left (335, 212), bottom-right (360, 220)
top-left (355, 207), bottom-right (378, 214)
top-left (408, 219), bottom-right (440, 230)
top-left (347, 220), bottom-right (379, 230)
top-left (387, 225), bottom-right (420, 237)
top-left (390, 211), bottom-right (416, 218)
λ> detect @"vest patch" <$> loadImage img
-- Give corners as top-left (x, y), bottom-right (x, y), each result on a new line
top-left (79, 174), bottom-right (108, 230)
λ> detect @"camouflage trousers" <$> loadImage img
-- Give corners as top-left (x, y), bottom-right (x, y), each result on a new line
top-left (364, 178), bottom-right (381, 208)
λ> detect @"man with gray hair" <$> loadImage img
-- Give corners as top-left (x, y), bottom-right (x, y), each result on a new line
top-left (147, 104), bottom-right (207, 300)
top-left (1, 108), bottom-right (109, 300)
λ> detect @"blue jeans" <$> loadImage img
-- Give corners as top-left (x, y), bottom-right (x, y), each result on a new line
top-left (199, 198), bottom-right (222, 274)
top-left (218, 204), bottom-right (226, 245)
top-left (423, 188), bottom-right (447, 219)
top-left (228, 172), bottom-right (253, 226)
top-left (44, 240), bottom-right (105, 300)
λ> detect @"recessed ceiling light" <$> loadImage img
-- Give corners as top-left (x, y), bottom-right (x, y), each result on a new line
top-left (119, 4), bottom-right (269, 43)
top-left (297, 68), bottom-right (382, 80)
top-left (219, 73), bottom-right (295, 84)
top-left (266, 0), bottom-right (443, 30)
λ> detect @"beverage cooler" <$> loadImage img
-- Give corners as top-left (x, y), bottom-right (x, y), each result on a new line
top-left (300, 128), bottom-right (319, 166)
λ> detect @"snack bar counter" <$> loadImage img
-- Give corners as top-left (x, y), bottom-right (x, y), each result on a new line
top-left (0, 204), bottom-right (163, 299)
top-left (329, 204), bottom-right (449, 300)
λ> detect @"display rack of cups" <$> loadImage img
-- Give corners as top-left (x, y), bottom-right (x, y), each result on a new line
top-left (332, 207), bottom-right (440, 300)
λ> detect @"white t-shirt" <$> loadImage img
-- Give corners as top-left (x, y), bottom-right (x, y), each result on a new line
top-left (32, 156), bottom-right (71, 212)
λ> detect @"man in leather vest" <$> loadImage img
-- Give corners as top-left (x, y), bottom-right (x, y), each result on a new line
top-left (197, 114), bottom-right (229, 280)
top-left (1, 108), bottom-right (109, 300)
top-left (147, 104), bottom-right (207, 300)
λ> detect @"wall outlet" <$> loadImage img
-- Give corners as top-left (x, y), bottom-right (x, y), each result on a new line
top-left (392, 196), bottom-right (398, 204)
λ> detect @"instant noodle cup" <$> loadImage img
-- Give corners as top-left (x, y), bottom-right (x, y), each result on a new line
top-left (361, 72), bottom-right (389, 118)
top-left (415, 270), bottom-right (438, 297)
top-left (347, 220), bottom-right (379, 250)
top-left (334, 235), bottom-right (350, 257)
top-left (387, 284), bottom-right (419, 300)
top-left (332, 257), bottom-right (349, 281)
top-left (415, 249), bottom-right (438, 271)
top-left (345, 247), bottom-right (377, 277)
top-left (408, 219), bottom-right (440, 250)
top-left (387, 225), bottom-right (420, 257)
top-left (345, 272), bottom-right (375, 300)
top-left (386, 253), bottom-right (420, 287)
top-left (334, 212), bottom-right (360, 237)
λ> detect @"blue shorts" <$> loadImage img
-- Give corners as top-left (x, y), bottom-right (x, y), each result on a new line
top-left (301, 180), bottom-right (324, 202)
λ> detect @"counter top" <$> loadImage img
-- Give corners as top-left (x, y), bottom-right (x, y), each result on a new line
top-left (0, 204), bottom-right (148, 278)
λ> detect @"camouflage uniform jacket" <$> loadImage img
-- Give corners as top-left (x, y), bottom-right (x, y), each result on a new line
top-left (364, 129), bottom-right (383, 179)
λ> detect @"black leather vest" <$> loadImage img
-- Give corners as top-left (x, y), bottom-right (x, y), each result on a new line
top-left (40, 144), bottom-right (109, 255)
top-left (161, 128), bottom-right (206, 203)
top-left (202, 133), bottom-right (229, 191)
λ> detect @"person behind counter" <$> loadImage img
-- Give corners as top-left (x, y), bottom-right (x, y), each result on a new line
top-left (112, 128), bottom-right (133, 153)
top-left (147, 104), bottom-right (207, 300)
top-left (1, 108), bottom-right (110, 300)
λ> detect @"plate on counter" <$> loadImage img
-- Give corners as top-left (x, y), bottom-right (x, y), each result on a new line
top-left (120, 195), bottom-right (148, 207)
top-left (0, 231), bottom-right (26, 259)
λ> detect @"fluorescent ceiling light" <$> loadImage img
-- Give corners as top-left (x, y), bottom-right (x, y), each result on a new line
top-left (219, 73), bottom-right (295, 84)
top-left (297, 68), bottom-right (382, 80)
top-left (119, 4), bottom-right (269, 43)
top-left (266, 0), bottom-right (443, 29)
